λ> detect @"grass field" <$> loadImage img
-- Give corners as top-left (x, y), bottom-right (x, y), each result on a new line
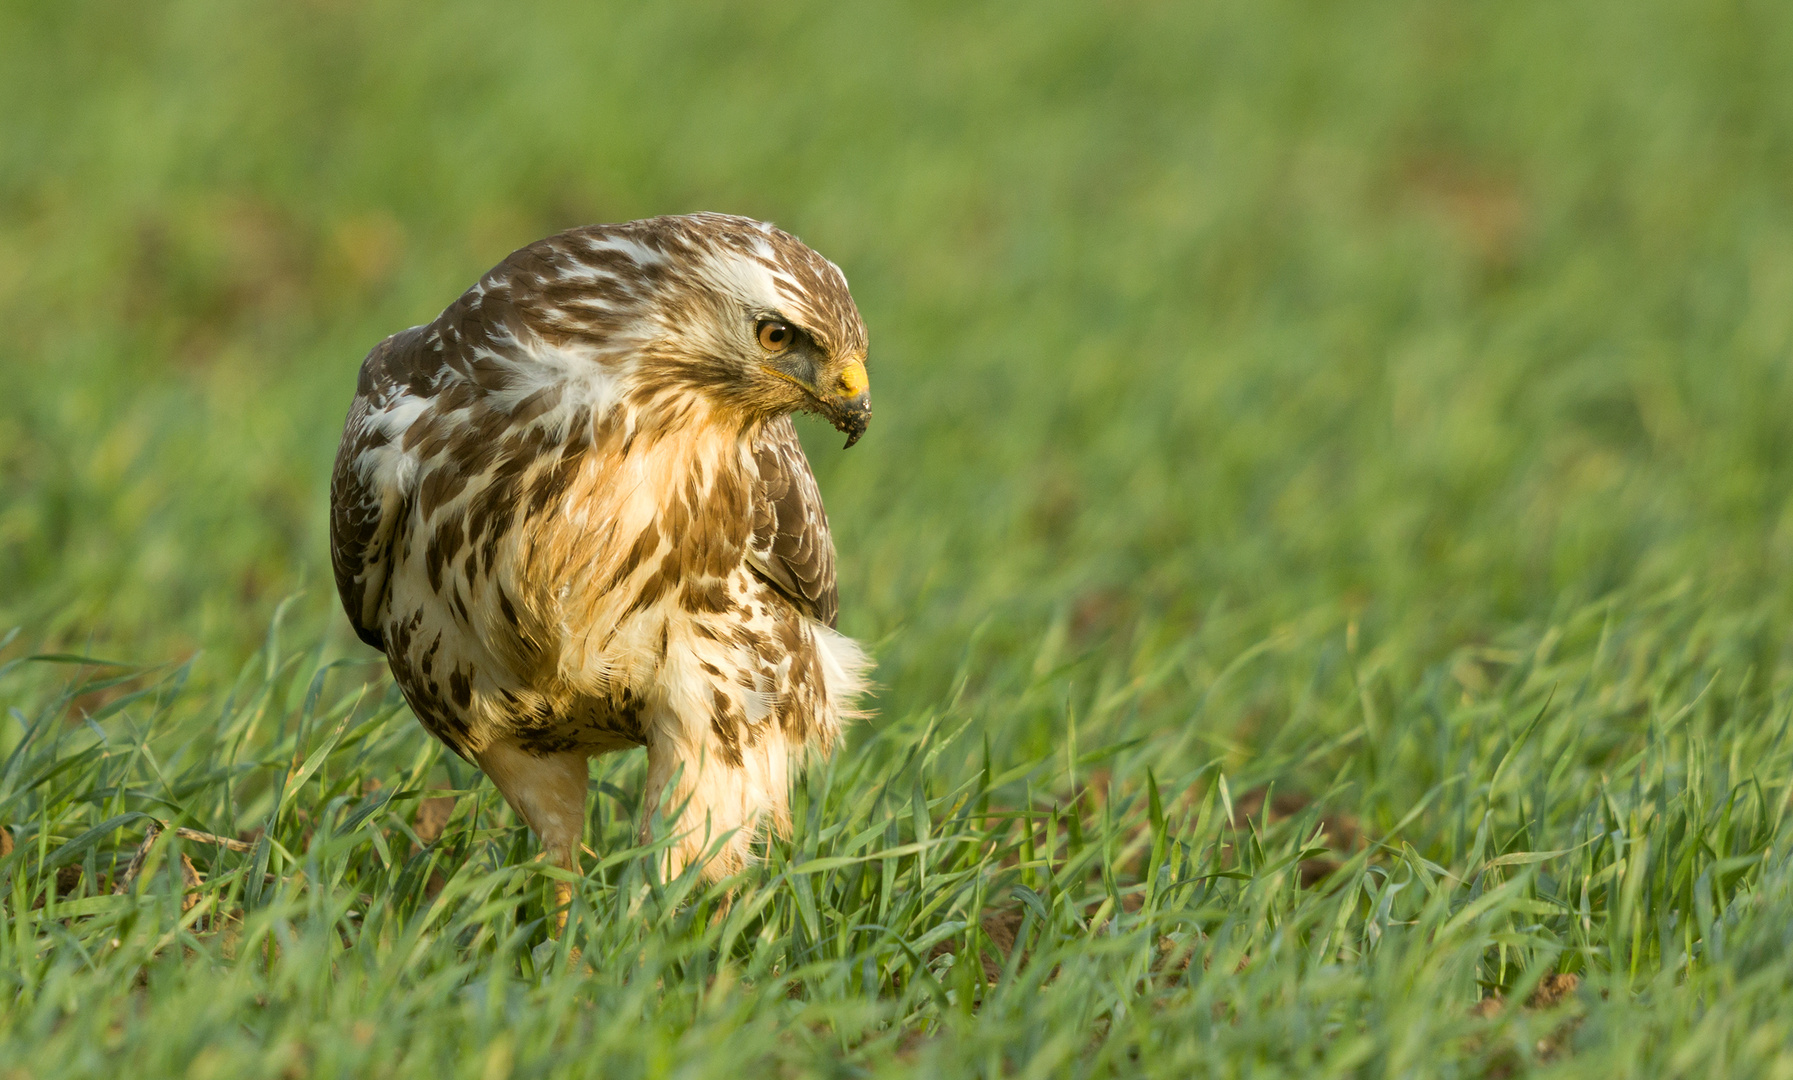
top-left (6, 1), bottom-right (1793, 1075)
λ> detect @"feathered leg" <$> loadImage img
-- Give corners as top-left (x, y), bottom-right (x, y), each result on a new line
top-left (475, 741), bottom-right (588, 936)
top-left (641, 616), bottom-right (869, 884)
top-left (644, 729), bottom-right (792, 884)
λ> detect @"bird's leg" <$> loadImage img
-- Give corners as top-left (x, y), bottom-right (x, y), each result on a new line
top-left (644, 732), bottom-right (791, 886)
top-left (474, 742), bottom-right (589, 937)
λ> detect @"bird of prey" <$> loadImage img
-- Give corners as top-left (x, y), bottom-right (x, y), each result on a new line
top-left (329, 213), bottom-right (873, 917)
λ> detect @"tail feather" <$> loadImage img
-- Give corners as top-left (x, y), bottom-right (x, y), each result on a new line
top-left (812, 623), bottom-right (874, 735)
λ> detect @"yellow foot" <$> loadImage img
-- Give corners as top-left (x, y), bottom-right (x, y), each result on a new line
top-left (552, 879), bottom-right (572, 938)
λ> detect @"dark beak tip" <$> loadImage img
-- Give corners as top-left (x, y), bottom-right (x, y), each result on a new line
top-left (839, 412), bottom-right (868, 449)
top-left (822, 390), bottom-right (870, 449)
top-left (833, 401), bottom-right (869, 449)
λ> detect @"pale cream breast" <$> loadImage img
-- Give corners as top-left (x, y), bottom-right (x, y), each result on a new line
top-left (514, 402), bottom-right (756, 705)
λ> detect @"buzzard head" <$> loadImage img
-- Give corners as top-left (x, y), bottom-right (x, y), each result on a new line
top-left (670, 214), bottom-right (871, 448)
top-left (493, 213), bottom-right (871, 448)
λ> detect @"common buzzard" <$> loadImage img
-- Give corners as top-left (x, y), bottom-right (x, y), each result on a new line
top-left (329, 214), bottom-right (873, 921)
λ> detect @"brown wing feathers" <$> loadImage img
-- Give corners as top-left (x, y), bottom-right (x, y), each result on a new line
top-left (748, 417), bottom-right (840, 628)
top-left (328, 327), bottom-right (429, 652)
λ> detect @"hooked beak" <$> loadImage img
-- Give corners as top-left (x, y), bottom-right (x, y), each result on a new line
top-left (824, 358), bottom-right (871, 449)
top-left (766, 355), bottom-right (871, 449)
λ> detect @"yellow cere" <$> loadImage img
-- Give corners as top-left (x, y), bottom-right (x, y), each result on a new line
top-left (838, 359), bottom-right (869, 397)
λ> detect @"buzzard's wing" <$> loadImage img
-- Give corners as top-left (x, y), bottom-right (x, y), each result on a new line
top-left (747, 417), bottom-right (840, 627)
top-left (329, 326), bottom-right (430, 651)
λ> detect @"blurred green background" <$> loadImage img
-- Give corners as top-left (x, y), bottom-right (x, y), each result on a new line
top-left (8, 1), bottom-right (1793, 1074)
top-left (9, 0), bottom-right (1793, 686)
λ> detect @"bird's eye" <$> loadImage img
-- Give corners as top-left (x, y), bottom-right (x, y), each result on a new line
top-left (757, 320), bottom-right (794, 352)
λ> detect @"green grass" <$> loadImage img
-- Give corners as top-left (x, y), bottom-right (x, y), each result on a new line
top-left (7, 0), bottom-right (1793, 1075)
